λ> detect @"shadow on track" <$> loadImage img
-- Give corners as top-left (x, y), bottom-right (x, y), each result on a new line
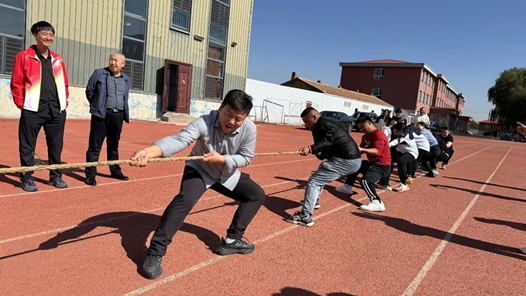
top-left (352, 212), bottom-right (526, 261)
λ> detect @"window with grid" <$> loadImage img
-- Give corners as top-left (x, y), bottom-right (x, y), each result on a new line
top-left (122, 0), bottom-right (148, 90)
top-left (373, 68), bottom-right (384, 80)
top-left (371, 88), bottom-right (382, 99)
top-left (172, 0), bottom-right (192, 32)
top-left (0, 1), bottom-right (24, 75)
top-left (205, 0), bottom-right (230, 99)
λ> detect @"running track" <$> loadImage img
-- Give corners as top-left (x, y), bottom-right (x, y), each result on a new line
top-left (0, 118), bottom-right (525, 295)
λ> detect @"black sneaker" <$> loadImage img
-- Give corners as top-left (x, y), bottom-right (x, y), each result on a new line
top-left (300, 199), bottom-right (320, 209)
top-left (85, 177), bottom-right (97, 186)
top-left (284, 211), bottom-right (314, 227)
top-left (216, 238), bottom-right (255, 256)
top-left (21, 178), bottom-right (38, 192)
top-left (48, 177), bottom-right (68, 188)
top-left (111, 172), bottom-right (129, 181)
top-left (425, 172), bottom-right (437, 178)
top-left (142, 255), bottom-right (163, 279)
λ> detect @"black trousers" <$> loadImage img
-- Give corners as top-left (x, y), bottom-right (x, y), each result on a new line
top-left (443, 146), bottom-right (454, 164)
top-left (345, 161), bottom-right (390, 202)
top-left (18, 109), bottom-right (66, 181)
top-left (421, 145), bottom-right (440, 172)
top-left (386, 150), bottom-right (415, 185)
top-left (148, 166), bottom-right (266, 256)
top-left (410, 149), bottom-right (429, 176)
top-left (85, 112), bottom-right (124, 178)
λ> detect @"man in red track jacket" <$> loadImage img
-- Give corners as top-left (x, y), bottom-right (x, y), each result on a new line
top-left (10, 21), bottom-right (69, 192)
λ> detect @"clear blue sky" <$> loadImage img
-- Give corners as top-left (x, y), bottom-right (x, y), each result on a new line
top-left (247, 0), bottom-right (525, 122)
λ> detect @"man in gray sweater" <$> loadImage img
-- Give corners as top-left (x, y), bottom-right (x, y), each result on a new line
top-left (130, 90), bottom-right (265, 279)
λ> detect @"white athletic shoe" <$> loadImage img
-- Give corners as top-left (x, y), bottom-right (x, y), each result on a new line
top-left (360, 199), bottom-right (385, 212)
top-left (520, 247), bottom-right (526, 255)
top-left (335, 184), bottom-right (354, 195)
top-left (394, 183), bottom-right (409, 192)
top-left (432, 169), bottom-right (439, 175)
top-left (376, 184), bottom-right (392, 191)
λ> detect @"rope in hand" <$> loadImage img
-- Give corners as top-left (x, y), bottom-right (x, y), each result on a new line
top-left (0, 151), bottom-right (301, 174)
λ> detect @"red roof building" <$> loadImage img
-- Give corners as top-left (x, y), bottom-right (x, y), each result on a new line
top-left (338, 59), bottom-right (465, 115)
top-left (478, 119), bottom-right (502, 132)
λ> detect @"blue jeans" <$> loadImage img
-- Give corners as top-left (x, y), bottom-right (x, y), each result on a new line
top-left (302, 157), bottom-right (362, 215)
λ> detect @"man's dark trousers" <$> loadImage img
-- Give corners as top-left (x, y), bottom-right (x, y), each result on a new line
top-left (148, 166), bottom-right (266, 256)
top-left (19, 109), bottom-right (66, 181)
top-left (85, 110), bottom-right (124, 178)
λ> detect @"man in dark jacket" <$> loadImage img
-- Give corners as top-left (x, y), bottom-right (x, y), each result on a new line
top-left (84, 53), bottom-right (131, 186)
top-left (284, 107), bottom-right (362, 227)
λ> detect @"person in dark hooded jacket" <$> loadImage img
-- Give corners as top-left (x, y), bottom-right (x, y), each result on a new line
top-left (284, 107), bottom-right (362, 227)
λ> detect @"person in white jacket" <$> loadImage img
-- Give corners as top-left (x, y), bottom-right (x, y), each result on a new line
top-left (385, 123), bottom-right (418, 192)
top-left (413, 107), bottom-right (430, 126)
top-left (405, 126), bottom-right (430, 183)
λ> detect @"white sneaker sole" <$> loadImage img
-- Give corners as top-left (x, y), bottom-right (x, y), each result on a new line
top-left (285, 219), bottom-right (314, 227)
top-left (359, 205), bottom-right (385, 212)
top-left (395, 187), bottom-right (410, 192)
top-left (376, 186), bottom-right (392, 191)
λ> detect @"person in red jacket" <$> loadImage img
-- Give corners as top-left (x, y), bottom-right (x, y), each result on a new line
top-left (10, 21), bottom-right (69, 192)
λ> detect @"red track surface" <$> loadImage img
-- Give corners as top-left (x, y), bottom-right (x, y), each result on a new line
top-left (1, 118), bottom-right (525, 295)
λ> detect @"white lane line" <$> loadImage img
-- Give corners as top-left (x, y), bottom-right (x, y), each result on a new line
top-left (0, 158), bottom-right (315, 199)
top-left (402, 147), bottom-right (513, 296)
top-left (448, 145), bottom-right (494, 166)
top-left (123, 195), bottom-right (373, 296)
top-left (452, 143), bottom-right (476, 149)
top-left (0, 179), bottom-right (308, 244)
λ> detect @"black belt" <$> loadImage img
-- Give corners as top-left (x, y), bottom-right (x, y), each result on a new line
top-left (107, 108), bottom-right (123, 113)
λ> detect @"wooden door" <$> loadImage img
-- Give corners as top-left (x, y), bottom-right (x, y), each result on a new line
top-left (176, 64), bottom-right (191, 113)
top-left (162, 60), bottom-right (192, 114)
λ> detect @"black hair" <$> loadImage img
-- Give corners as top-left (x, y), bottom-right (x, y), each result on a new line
top-left (301, 107), bottom-right (317, 117)
top-left (393, 122), bottom-right (405, 131)
top-left (391, 116), bottom-right (401, 122)
top-left (221, 89), bottom-right (253, 114)
top-left (395, 108), bottom-right (402, 113)
top-left (441, 126), bottom-right (449, 131)
top-left (416, 121), bottom-right (426, 127)
top-left (31, 21), bottom-right (55, 35)
top-left (356, 116), bottom-right (373, 125)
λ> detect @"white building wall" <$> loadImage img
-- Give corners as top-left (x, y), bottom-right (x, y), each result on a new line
top-left (245, 78), bottom-right (392, 126)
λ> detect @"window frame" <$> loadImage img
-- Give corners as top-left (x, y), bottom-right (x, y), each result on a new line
top-left (373, 68), bottom-right (384, 80)
top-left (0, 1), bottom-right (25, 75)
top-left (371, 87), bottom-right (382, 99)
top-left (205, 0), bottom-right (230, 100)
top-left (122, 0), bottom-right (148, 90)
top-left (171, 0), bottom-right (192, 34)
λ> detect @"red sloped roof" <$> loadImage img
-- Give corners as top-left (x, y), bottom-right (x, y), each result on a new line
top-left (356, 59), bottom-right (411, 64)
top-left (479, 119), bottom-right (499, 124)
top-left (298, 77), bottom-right (392, 107)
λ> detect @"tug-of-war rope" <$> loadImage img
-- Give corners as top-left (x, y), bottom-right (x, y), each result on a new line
top-left (0, 151), bottom-right (301, 174)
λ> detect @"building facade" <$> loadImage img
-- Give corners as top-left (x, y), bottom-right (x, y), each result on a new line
top-left (281, 72), bottom-right (392, 113)
top-left (0, 0), bottom-right (253, 120)
top-left (338, 59), bottom-right (465, 116)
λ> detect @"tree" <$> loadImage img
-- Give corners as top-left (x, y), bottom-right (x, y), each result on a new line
top-left (487, 67), bottom-right (526, 129)
top-left (468, 120), bottom-right (478, 130)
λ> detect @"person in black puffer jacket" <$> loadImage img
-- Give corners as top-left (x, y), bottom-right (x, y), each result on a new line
top-left (284, 107), bottom-right (362, 227)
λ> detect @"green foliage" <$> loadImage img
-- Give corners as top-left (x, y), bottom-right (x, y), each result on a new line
top-left (468, 121), bottom-right (479, 130)
top-left (488, 67), bottom-right (526, 129)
